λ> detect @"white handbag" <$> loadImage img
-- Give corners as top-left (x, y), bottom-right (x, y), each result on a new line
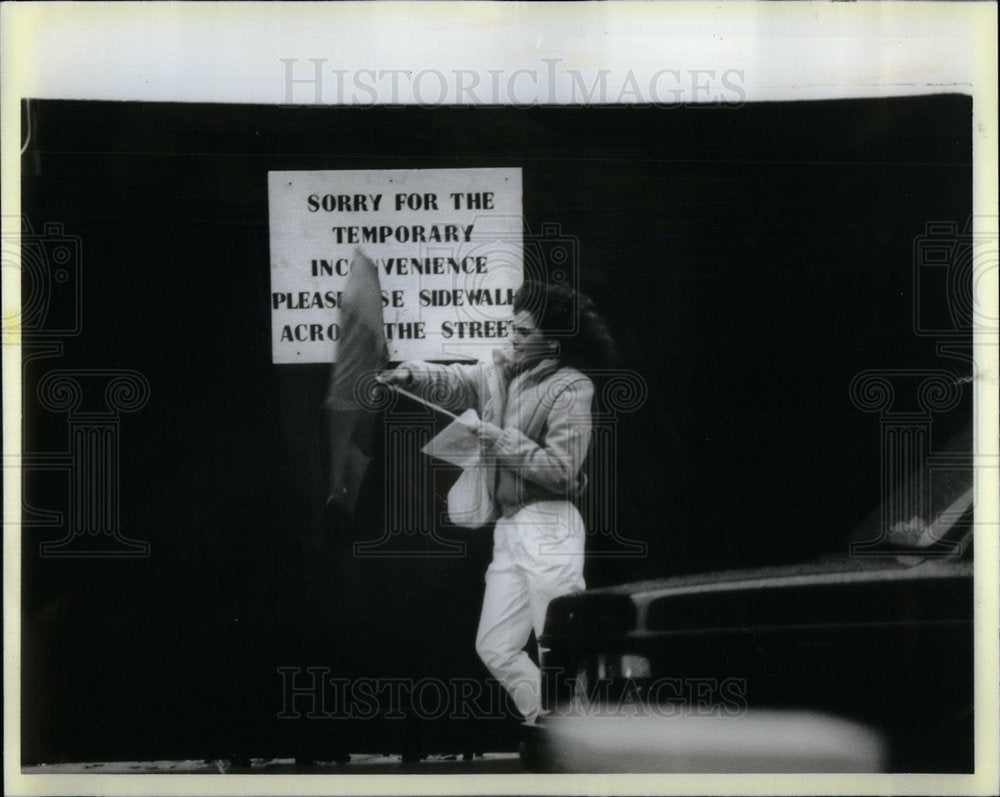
top-left (421, 360), bottom-right (507, 530)
top-left (447, 461), bottom-right (498, 529)
top-left (420, 407), bottom-right (499, 529)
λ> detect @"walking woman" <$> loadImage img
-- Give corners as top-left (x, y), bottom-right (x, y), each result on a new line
top-left (380, 280), bottom-right (616, 723)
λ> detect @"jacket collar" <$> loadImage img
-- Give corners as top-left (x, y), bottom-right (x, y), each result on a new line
top-left (493, 346), bottom-right (561, 387)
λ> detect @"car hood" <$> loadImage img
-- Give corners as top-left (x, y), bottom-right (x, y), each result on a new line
top-left (580, 554), bottom-right (970, 601)
top-left (542, 555), bottom-right (971, 642)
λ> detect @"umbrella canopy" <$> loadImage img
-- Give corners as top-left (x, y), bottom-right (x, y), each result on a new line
top-left (323, 249), bottom-right (389, 513)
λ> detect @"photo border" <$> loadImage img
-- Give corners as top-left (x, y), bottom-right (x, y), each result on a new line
top-left (3, 2), bottom-right (997, 795)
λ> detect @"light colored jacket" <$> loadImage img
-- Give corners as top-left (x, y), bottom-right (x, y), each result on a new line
top-left (400, 348), bottom-right (594, 518)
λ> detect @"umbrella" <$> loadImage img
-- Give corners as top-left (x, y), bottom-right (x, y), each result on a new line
top-left (322, 249), bottom-right (389, 513)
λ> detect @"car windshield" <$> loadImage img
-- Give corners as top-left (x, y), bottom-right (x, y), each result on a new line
top-left (845, 424), bottom-right (973, 556)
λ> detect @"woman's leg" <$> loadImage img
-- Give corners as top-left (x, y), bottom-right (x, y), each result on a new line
top-left (477, 502), bottom-right (586, 721)
top-left (517, 501), bottom-right (587, 637)
top-left (475, 566), bottom-right (543, 721)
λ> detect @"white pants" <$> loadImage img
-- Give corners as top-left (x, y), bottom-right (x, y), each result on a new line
top-left (475, 501), bottom-right (586, 721)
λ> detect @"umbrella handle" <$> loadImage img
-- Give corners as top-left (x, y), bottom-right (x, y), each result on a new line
top-left (387, 384), bottom-right (461, 421)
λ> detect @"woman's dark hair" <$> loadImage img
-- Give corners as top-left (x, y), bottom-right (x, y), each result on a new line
top-left (513, 280), bottom-right (617, 371)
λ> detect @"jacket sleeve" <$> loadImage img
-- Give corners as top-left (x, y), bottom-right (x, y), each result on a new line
top-left (489, 376), bottom-right (594, 493)
top-left (398, 360), bottom-right (485, 414)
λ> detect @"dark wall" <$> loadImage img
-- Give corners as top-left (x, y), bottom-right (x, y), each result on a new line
top-left (20, 97), bottom-right (972, 762)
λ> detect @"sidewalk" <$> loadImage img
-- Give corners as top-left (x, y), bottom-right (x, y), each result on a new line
top-left (22, 753), bottom-right (524, 775)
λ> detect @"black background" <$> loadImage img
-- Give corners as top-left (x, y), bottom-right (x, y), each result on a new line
top-left (20, 96), bottom-right (972, 762)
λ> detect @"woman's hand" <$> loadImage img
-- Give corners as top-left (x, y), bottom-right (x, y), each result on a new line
top-left (376, 368), bottom-right (412, 387)
top-left (479, 421), bottom-right (504, 445)
top-left (457, 414), bottom-right (503, 445)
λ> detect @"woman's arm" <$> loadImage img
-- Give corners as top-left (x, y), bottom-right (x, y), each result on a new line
top-left (383, 360), bottom-right (485, 413)
top-left (482, 376), bottom-right (594, 493)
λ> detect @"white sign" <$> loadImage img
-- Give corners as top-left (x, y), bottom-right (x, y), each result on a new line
top-left (268, 168), bottom-right (523, 364)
